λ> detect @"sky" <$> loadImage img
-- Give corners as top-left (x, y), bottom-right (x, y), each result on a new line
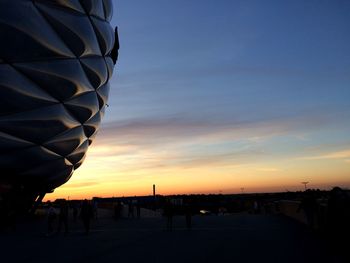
top-left (46, 0), bottom-right (350, 200)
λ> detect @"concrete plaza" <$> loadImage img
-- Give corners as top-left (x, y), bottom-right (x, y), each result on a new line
top-left (0, 210), bottom-right (347, 263)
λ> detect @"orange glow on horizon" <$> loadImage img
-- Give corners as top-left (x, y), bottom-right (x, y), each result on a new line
top-left (44, 145), bottom-right (350, 201)
top-left (44, 122), bottom-right (350, 201)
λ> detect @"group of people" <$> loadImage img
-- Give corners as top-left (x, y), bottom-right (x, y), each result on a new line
top-left (297, 187), bottom-right (350, 236)
top-left (295, 187), bottom-right (350, 255)
top-left (113, 201), bottom-right (141, 220)
top-left (46, 199), bottom-right (94, 236)
top-left (163, 200), bottom-right (192, 231)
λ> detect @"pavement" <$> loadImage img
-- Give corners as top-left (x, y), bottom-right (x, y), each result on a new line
top-left (0, 209), bottom-right (347, 263)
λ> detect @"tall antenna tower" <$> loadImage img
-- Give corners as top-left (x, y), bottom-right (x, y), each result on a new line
top-left (301, 182), bottom-right (309, 191)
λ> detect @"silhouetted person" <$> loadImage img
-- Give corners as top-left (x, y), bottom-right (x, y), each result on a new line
top-left (113, 202), bottom-right (118, 219)
top-left (164, 200), bottom-right (173, 231)
top-left (185, 204), bottom-right (192, 230)
top-left (298, 190), bottom-right (318, 229)
top-left (128, 201), bottom-right (134, 218)
top-left (80, 199), bottom-right (93, 234)
top-left (264, 202), bottom-right (271, 214)
top-left (111, 26), bottom-right (119, 64)
top-left (92, 200), bottom-right (98, 220)
top-left (253, 200), bottom-right (259, 214)
top-left (46, 201), bottom-right (57, 236)
top-left (114, 201), bottom-right (122, 220)
top-left (136, 201), bottom-right (141, 219)
top-left (72, 203), bottom-right (78, 222)
top-left (57, 200), bottom-right (69, 234)
top-left (327, 187), bottom-right (349, 238)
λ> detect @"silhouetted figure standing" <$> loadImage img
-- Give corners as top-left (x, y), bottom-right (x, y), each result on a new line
top-left (298, 190), bottom-right (318, 229)
top-left (114, 201), bottom-right (122, 220)
top-left (253, 200), bottom-right (259, 214)
top-left (72, 203), bottom-right (78, 222)
top-left (128, 201), bottom-right (134, 218)
top-left (92, 200), bottom-right (98, 220)
top-left (80, 199), bottom-right (93, 234)
top-left (46, 201), bottom-right (57, 236)
top-left (57, 200), bottom-right (69, 234)
top-left (113, 202), bottom-right (118, 220)
top-left (185, 204), bottom-right (192, 230)
top-left (164, 200), bottom-right (173, 231)
top-left (327, 187), bottom-right (349, 237)
top-left (136, 201), bottom-right (141, 219)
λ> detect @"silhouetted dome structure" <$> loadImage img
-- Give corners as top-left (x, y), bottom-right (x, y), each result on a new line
top-left (0, 0), bottom-right (117, 208)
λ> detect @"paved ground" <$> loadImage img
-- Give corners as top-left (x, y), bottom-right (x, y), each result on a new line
top-left (0, 210), bottom-right (347, 263)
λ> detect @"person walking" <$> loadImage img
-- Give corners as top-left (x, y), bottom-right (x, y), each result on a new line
top-left (46, 201), bottom-right (57, 236)
top-left (164, 199), bottom-right (173, 231)
top-left (128, 201), bottom-right (134, 218)
top-left (136, 201), bottom-right (141, 219)
top-left (185, 204), bottom-right (192, 230)
top-left (80, 199), bottom-right (93, 234)
top-left (57, 200), bottom-right (69, 234)
top-left (72, 203), bottom-right (78, 222)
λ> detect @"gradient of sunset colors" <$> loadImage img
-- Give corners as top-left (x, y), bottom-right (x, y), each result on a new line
top-left (46, 0), bottom-right (350, 200)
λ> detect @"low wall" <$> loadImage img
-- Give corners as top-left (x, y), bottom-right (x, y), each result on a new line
top-left (277, 200), bottom-right (307, 224)
top-left (276, 200), bottom-right (329, 230)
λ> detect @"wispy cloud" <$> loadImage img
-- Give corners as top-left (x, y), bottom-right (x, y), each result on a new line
top-left (301, 150), bottom-right (350, 160)
top-left (84, 110), bottom-right (345, 173)
top-left (256, 168), bottom-right (281, 172)
top-left (99, 110), bottom-right (338, 147)
top-left (62, 181), bottom-right (100, 189)
top-left (166, 149), bottom-right (266, 169)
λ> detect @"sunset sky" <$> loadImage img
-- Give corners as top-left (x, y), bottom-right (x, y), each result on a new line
top-left (46, 0), bottom-right (350, 200)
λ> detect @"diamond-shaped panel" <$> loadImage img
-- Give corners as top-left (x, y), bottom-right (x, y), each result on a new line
top-left (0, 0), bottom-right (117, 192)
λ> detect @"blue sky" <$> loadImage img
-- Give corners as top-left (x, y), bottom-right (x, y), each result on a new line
top-left (48, 0), bottom-right (350, 199)
top-left (110, 0), bottom-right (350, 121)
